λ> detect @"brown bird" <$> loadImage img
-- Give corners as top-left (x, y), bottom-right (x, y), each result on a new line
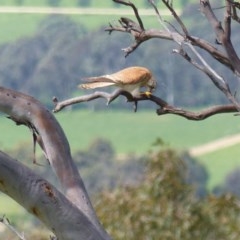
top-left (78, 66), bottom-right (156, 97)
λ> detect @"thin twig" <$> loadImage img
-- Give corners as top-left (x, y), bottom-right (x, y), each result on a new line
top-left (113, 0), bottom-right (145, 30)
top-left (0, 216), bottom-right (26, 240)
top-left (186, 42), bottom-right (226, 86)
top-left (232, 5), bottom-right (240, 23)
top-left (162, 0), bottom-right (189, 36)
top-left (148, 0), bottom-right (187, 46)
top-left (227, 0), bottom-right (240, 9)
top-left (148, 0), bottom-right (170, 33)
top-left (184, 42), bottom-right (240, 111)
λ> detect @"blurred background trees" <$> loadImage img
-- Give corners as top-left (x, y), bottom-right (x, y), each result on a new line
top-left (95, 147), bottom-right (240, 240)
top-left (2, 138), bottom-right (240, 239)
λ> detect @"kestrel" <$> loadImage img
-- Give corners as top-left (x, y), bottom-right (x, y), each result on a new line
top-left (78, 66), bottom-right (156, 97)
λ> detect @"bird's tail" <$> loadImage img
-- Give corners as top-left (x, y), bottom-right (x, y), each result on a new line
top-left (78, 81), bottom-right (115, 89)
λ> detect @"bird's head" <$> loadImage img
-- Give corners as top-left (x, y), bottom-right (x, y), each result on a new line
top-left (147, 77), bottom-right (157, 92)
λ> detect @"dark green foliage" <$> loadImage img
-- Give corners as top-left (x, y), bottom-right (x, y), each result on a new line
top-left (73, 138), bottom-right (145, 194)
top-left (47, 0), bottom-right (61, 7)
top-left (224, 169), bottom-right (240, 197)
top-left (14, 0), bottom-right (24, 5)
top-left (95, 148), bottom-right (240, 240)
top-left (77, 0), bottom-right (91, 7)
top-left (214, 168), bottom-right (240, 198)
top-left (182, 152), bottom-right (208, 198)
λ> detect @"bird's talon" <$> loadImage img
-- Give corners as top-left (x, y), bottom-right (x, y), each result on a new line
top-left (143, 91), bottom-right (152, 98)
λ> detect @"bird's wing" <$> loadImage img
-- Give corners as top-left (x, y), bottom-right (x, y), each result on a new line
top-left (79, 66), bottom-right (152, 90)
top-left (110, 67), bottom-right (151, 85)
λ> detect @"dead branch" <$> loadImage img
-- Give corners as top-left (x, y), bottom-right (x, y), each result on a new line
top-left (104, 0), bottom-right (240, 115)
top-left (53, 89), bottom-right (238, 120)
top-left (105, 1), bottom-right (234, 72)
top-left (156, 104), bottom-right (237, 120)
top-left (173, 43), bottom-right (240, 111)
top-left (53, 89), bottom-right (125, 113)
top-left (228, 0), bottom-right (240, 23)
top-left (53, 0), bottom-right (240, 119)
top-left (200, 0), bottom-right (240, 76)
top-left (0, 216), bottom-right (26, 240)
top-left (113, 0), bottom-right (145, 30)
top-left (150, 0), bottom-right (189, 37)
top-left (232, 5), bottom-right (240, 23)
top-left (227, 0), bottom-right (240, 10)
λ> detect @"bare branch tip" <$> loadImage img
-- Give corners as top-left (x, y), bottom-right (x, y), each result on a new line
top-left (52, 96), bottom-right (58, 105)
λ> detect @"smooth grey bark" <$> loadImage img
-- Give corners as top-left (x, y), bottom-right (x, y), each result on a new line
top-left (0, 86), bottom-right (111, 240)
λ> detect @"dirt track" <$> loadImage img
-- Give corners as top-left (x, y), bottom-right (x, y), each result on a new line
top-left (189, 134), bottom-right (240, 156)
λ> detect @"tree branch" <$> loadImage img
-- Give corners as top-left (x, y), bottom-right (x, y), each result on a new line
top-left (104, 0), bottom-right (240, 114)
top-left (200, 0), bottom-right (240, 76)
top-left (0, 87), bottom-right (111, 240)
top-left (53, 89), bottom-right (126, 113)
top-left (113, 0), bottom-right (145, 30)
top-left (0, 151), bottom-right (106, 240)
top-left (0, 216), bottom-right (26, 240)
top-left (53, 90), bottom-right (238, 120)
top-left (150, 0), bottom-right (189, 37)
top-left (105, 1), bottom-right (234, 71)
top-left (226, 0), bottom-right (240, 13)
top-left (156, 104), bottom-right (237, 120)
top-left (231, 4), bottom-right (240, 23)
top-left (173, 42), bottom-right (240, 111)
